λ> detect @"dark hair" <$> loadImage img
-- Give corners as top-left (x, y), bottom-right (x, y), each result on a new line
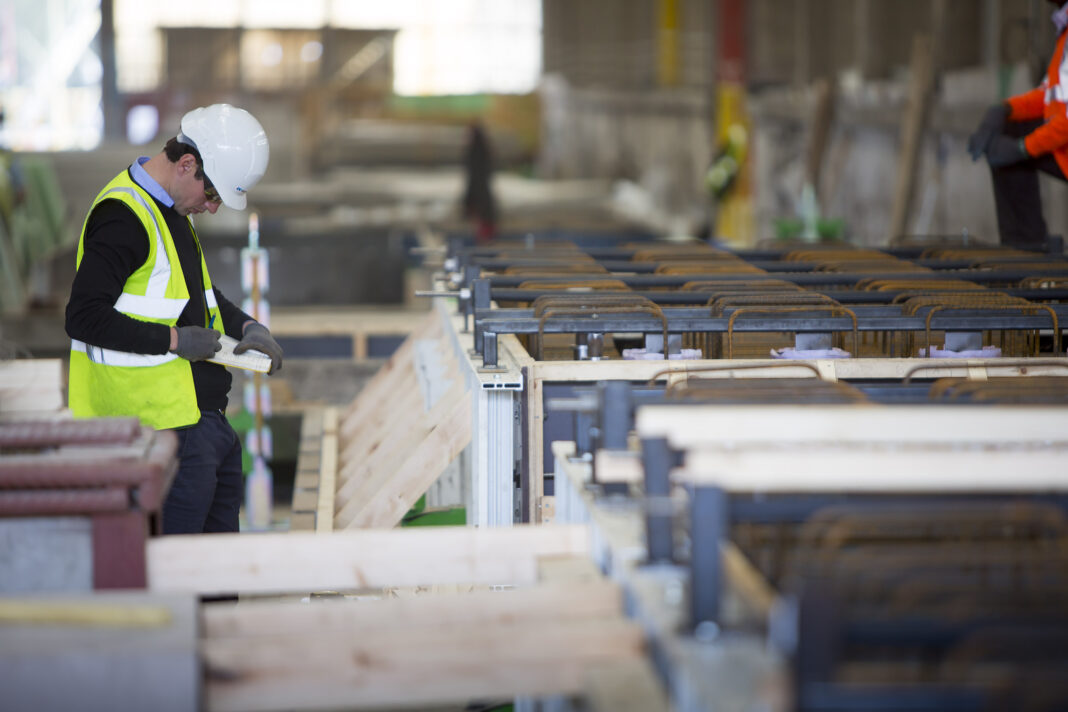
top-left (163, 137), bottom-right (207, 180)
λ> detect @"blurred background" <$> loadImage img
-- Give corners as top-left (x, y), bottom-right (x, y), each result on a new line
top-left (1, 0), bottom-right (1065, 325)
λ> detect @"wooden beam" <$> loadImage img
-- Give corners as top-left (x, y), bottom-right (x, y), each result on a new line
top-left (527, 357), bottom-right (1068, 384)
top-left (637, 404), bottom-right (1068, 446)
top-left (335, 384), bottom-right (425, 493)
top-left (538, 554), bottom-right (604, 583)
top-left (314, 407), bottom-right (337, 533)
top-left (528, 361), bottom-right (546, 522)
top-left (147, 525), bottom-right (591, 595)
top-left (339, 335), bottom-right (418, 438)
top-left (677, 449), bottom-right (1068, 492)
top-left (0, 358), bottom-right (64, 415)
top-left (204, 620), bottom-right (645, 712)
top-left (584, 659), bottom-right (671, 712)
top-left (202, 580), bottom-right (623, 638)
top-left (888, 34), bottom-right (935, 239)
top-left (338, 311), bottom-right (441, 435)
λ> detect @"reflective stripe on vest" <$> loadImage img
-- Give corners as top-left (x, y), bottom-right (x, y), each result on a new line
top-left (71, 339), bottom-right (180, 367)
top-left (114, 292), bottom-right (188, 320)
top-left (99, 185), bottom-right (189, 322)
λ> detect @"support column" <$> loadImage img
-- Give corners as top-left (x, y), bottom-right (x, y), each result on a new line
top-left (99, 0), bottom-right (123, 142)
top-left (469, 387), bottom-right (516, 527)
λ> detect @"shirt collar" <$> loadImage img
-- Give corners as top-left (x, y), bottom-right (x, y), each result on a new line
top-left (129, 156), bottom-right (174, 208)
top-left (1054, 2), bottom-right (1068, 33)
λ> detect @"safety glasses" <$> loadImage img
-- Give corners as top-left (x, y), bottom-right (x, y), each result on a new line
top-left (201, 172), bottom-right (222, 204)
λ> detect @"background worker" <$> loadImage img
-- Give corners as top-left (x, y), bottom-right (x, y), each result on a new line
top-left (461, 121), bottom-right (498, 244)
top-left (65, 103), bottom-right (283, 535)
top-left (968, 0), bottom-right (1068, 249)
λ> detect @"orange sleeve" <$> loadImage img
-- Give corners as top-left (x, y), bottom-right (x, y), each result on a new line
top-left (1023, 111), bottom-right (1068, 156)
top-left (1007, 87), bottom-right (1047, 122)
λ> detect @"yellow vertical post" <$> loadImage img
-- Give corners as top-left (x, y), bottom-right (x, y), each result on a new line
top-left (712, 0), bottom-right (754, 246)
top-left (658, 0), bottom-right (681, 88)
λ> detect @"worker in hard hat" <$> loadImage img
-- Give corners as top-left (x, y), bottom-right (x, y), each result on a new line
top-left (968, 0), bottom-right (1068, 249)
top-left (64, 104), bottom-right (283, 535)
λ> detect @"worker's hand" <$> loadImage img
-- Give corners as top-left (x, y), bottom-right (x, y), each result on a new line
top-left (235, 322), bottom-right (283, 374)
top-left (172, 325), bottom-right (221, 361)
top-left (967, 104), bottom-right (1009, 161)
top-left (985, 135), bottom-right (1029, 168)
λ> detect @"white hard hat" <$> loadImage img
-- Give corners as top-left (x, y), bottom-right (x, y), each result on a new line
top-left (178, 104), bottom-right (269, 210)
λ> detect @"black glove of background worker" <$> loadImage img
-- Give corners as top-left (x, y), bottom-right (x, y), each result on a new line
top-left (984, 135), bottom-right (1029, 168)
top-left (967, 103), bottom-right (1009, 160)
top-left (172, 325), bottom-right (221, 361)
top-left (235, 322), bottom-right (284, 374)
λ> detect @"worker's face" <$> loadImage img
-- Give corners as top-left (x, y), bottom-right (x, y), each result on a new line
top-left (174, 154), bottom-right (223, 216)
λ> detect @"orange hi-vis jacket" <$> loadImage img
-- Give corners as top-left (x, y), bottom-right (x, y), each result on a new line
top-left (1007, 22), bottom-right (1068, 177)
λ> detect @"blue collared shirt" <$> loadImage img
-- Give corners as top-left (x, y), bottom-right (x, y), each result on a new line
top-left (129, 156), bottom-right (174, 208)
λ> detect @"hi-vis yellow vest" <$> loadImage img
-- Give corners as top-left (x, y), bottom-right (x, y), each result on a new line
top-left (69, 171), bottom-right (223, 430)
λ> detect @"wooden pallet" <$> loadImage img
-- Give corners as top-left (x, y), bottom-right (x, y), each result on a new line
top-left (320, 309), bottom-right (472, 530)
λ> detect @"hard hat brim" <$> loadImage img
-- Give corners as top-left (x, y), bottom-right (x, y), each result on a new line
top-left (212, 179), bottom-right (247, 211)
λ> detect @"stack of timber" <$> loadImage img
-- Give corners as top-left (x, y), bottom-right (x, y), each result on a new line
top-left (0, 358), bottom-right (64, 419)
top-left (146, 524), bottom-right (667, 712)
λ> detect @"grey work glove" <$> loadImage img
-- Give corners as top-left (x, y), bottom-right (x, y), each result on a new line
top-left (234, 322), bottom-right (283, 374)
top-left (968, 103), bottom-right (1010, 160)
top-left (172, 325), bottom-right (221, 361)
top-left (985, 135), bottom-right (1029, 168)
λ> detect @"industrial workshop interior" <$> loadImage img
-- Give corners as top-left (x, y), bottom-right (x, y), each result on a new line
top-left (5, 0), bottom-right (1068, 710)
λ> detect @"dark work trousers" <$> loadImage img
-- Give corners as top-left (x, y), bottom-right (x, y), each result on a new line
top-left (162, 410), bottom-right (243, 534)
top-left (990, 119), bottom-right (1067, 248)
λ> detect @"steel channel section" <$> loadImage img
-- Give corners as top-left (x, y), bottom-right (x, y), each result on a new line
top-left (471, 258), bottom-right (1068, 275)
top-left (490, 287), bottom-right (1068, 305)
top-left (473, 278), bottom-right (492, 311)
top-left (480, 304), bottom-right (1068, 326)
top-left (690, 485), bottom-right (729, 632)
top-left (458, 244), bottom-right (1066, 262)
top-left (472, 278), bottom-right (492, 354)
top-left (483, 267), bottom-right (1068, 288)
top-left (599, 381), bottom-right (632, 451)
top-left (482, 331), bottom-right (498, 366)
top-left (641, 437), bottom-right (674, 564)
